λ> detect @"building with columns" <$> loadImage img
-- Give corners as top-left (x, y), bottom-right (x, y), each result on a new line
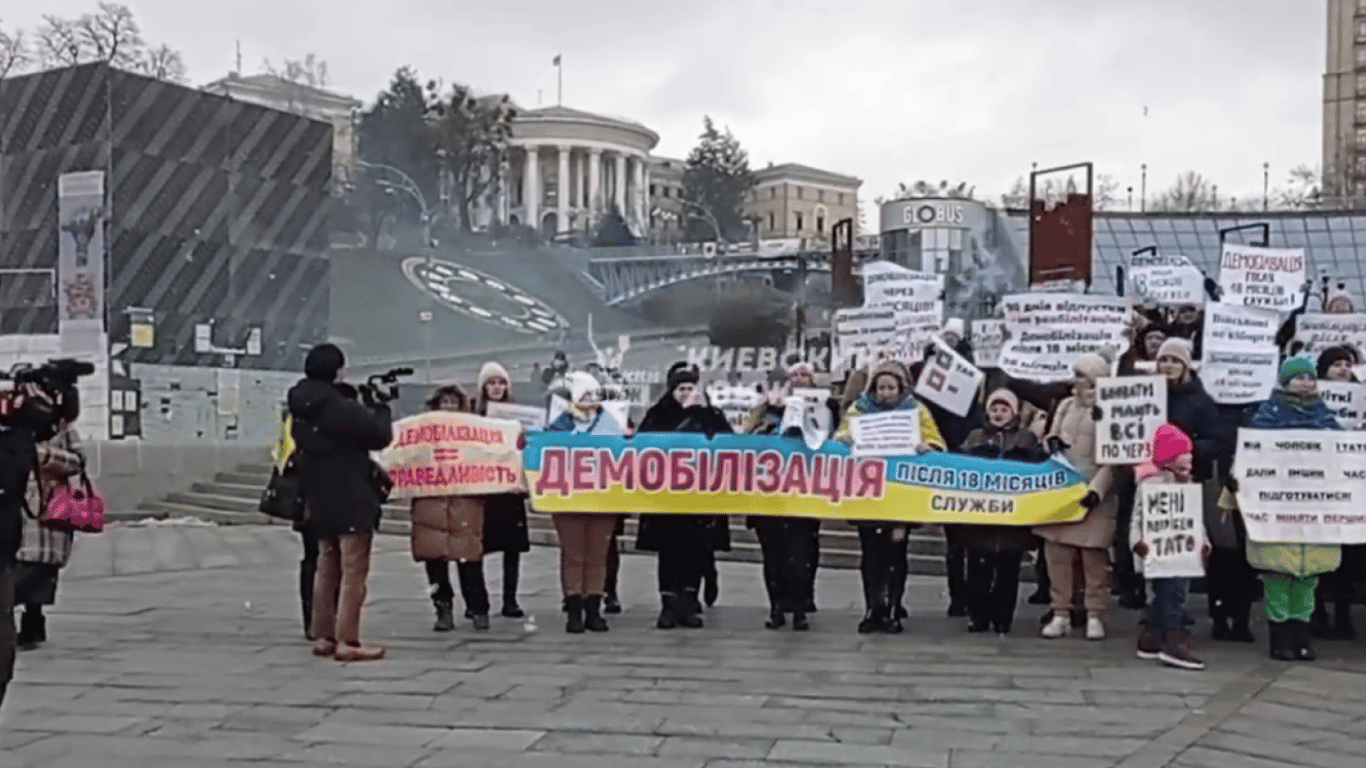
top-left (497, 106), bottom-right (659, 238)
top-left (743, 163), bottom-right (862, 240)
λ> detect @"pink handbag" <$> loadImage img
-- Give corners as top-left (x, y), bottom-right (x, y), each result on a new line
top-left (42, 469), bottom-right (105, 534)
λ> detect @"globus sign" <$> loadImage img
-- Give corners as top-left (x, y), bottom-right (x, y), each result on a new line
top-left (905, 202), bottom-right (966, 226)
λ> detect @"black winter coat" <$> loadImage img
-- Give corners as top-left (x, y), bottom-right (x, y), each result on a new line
top-left (1166, 373), bottom-right (1231, 482)
top-left (635, 397), bottom-right (733, 553)
top-left (288, 379), bottom-right (394, 540)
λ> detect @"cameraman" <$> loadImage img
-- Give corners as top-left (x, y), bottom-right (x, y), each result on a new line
top-left (288, 344), bottom-right (393, 662)
top-left (1, 382), bottom-right (67, 711)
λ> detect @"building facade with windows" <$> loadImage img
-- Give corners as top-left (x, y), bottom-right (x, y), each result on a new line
top-left (1323, 0), bottom-right (1366, 200)
top-left (646, 157), bottom-right (687, 242)
top-left (743, 163), bottom-right (861, 240)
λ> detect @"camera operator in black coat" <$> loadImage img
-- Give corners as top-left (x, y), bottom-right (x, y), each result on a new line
top-left (288, 344), bottom-right (394, 662)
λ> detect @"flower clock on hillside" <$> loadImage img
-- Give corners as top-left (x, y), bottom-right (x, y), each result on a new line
top-left (401, 257), bottom-right (568, 335)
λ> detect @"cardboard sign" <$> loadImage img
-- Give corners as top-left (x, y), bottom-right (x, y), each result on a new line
top-left (1295, 313), bottom-right (1366, 360)
top-left (378, 411), bottom-right (526, 499)
top-left (861, 261), bottom-right (943, 311)
top-left (971, 319), bottom-right (1006, 369)
top-left (1318, 381), bottom-right (1366, 430)
top-left (850, 409), bottom-right (922, 457)
top-left (915, 340), bottom-right (985, 418)
top-left (1201, 303), bottom-right (1281, 404)
top-left (1135, 484), bottom-right (1206, 578)
top-left (1095, 376), bottom-right (1168, 465)
top-left (1234, 428), bottom-right (1366, 544)
top-left (997, 294), bottom-right (1130, 381)
top-left (1218, 242), bottom-right (1306, 311)
top-left (1130, 264), bottom-right (1206, 306)
top-left (485, 402), bottom-right (547, 431)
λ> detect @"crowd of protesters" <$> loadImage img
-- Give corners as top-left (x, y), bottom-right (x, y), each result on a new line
top-left (280, 286), bottom-right (1364, 672)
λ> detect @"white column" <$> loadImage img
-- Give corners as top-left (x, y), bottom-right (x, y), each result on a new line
top-left (614, 153), bottom-right (627, 214)
top-left (588, 149), bottom-right (603, 223)
top-left (632, 156), bottom-right (646, 229)
top-left (498, 158), bottom-right (509, 224)
top-left (556, 145), bottom-right (571, 234)
top-left (522, 145), bottom-right (539, 226)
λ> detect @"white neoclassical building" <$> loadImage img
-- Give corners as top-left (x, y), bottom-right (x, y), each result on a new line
top-left (493, 105), bottom-right (659, 238)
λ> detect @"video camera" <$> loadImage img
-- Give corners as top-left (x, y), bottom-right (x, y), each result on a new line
top-left (357, 367), bottom-right (413, 407)
top-left (0, 358), bottom-right (95, 437)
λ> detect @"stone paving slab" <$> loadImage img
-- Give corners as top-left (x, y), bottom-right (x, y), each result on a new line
top-left (2, 524), bottom-right (1365, 768)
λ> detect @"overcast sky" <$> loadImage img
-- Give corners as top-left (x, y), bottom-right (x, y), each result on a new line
top-left (9, 0), bottom-right (1327, 215)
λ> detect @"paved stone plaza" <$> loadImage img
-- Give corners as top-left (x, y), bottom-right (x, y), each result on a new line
top-left (2, 523), bottom-right (1364, 768)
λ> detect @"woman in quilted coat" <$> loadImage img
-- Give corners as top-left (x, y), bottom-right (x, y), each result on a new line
top-left (409, 384), bottom-right (490, 631)
top-left (13, 396), bottom-right (85, 651)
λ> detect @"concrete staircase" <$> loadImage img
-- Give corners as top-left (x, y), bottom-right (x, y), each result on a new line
top-left (125, 459), bottom-right (965, 575)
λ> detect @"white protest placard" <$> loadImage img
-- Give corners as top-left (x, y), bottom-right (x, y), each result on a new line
top-left (780, 388), bottom-right (833, 450)
top-left (915, 339), bottom-right (985, 418)
top-left (485, 402), bottom-right (547, 431)
top-left (850, 409), bottom-right (922, 457)
top-left (834, 305), bottom-right (941, 369)
top-left (1201, 303), bottom-right (1281, 404)
top-left (861, 261), bottom-right (943, 311)
top-left (1235, 428), bottom-right (1366, 544)
top-left (1135, 484), bottom-right (1206, 578)
top-left (1095, 376), bottom-right (1168, 465)
top-left (1129, 252), bottom-right (1195, 268)
top-left (997, 294), bottom-right (1130, 381)
top-left (971, 319), bottom-right (1005, 369)
top-left (1318, 381), bottom-right (1366, 430)
top-left (1218, 243), bottom-right (1306, 311)
top-left (1295, 313), bottom-right (1366, 360)
top-left (1130, 264), bottom-right (1206, 306)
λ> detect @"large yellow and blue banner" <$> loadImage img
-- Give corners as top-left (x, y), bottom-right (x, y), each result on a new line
top-left (525, 432), bottom-right (1089, 525)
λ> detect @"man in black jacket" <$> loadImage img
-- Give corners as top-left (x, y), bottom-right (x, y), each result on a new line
top-left (289, 344), bottom-right (393, 662)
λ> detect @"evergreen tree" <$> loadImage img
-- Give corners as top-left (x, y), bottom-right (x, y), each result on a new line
top-left (593, 206), bottom-right (636, 247)
top-left (682, 117), bottom-right (755, 242)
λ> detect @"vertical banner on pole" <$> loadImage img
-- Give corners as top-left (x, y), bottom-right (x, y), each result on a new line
top-left (58, 170), bottom-right (111, 441)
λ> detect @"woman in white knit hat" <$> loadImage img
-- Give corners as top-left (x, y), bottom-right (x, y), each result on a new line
top-left (474, 361), bottom-right (532, 620)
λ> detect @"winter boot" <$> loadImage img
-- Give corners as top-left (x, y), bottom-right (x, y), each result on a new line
top-left (471, 612), bottom-right (491, 631)
top-left (1136, 625), bottom-right (1164, 660)
top-left (603, 593), bottom-right (622, 615)
top-left (858, 606), bottom-right (884, 634)
top-left (583, 596), bottom-right (609, 632)
top-left (703, 567), bottom-right (719, 608)
top-left (564, 596), bottom-right (586, 634)
top-left (501, 554), bottom-right (525, 618)
top-left (432, 600), bottom-right (456, 632)
top-left (678, 589), bottom-right (704, 628)
top-left (656, 593), bottom-right (679, 630)
top-left (765, 606), bottom-right (786, 630)
top-left (1290, 620), bottom-right (1317, 661)
top-left (1210, 614), bottom-right (1231, 641)
top-left (1157, 630), bottom-right (1205, 670)
top-left (1268, 622), bottom-right (1294, 661)
top-left (16, 606), bottom-right (45, 651)
top-left (791, 609), bottom-right (810, 631)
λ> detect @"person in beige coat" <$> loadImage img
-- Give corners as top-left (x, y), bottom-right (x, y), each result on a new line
top-left (409, 385), bottom-right (490, 631)
top-left (1034, 353), bottom-right (1117, 641)
top-left (14, 418), bottom-right (85, 650)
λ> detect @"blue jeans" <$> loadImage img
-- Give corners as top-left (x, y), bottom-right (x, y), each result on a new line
top-left (1149, 577), bottom-right (1189, 632)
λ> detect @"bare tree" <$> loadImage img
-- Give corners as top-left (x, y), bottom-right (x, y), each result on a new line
top-left (135, 43), bottom-right (186, 83)
top-left (1150, 171), bottom-right (1218, 212)
top-left (427, 83), bottom-right (516, 232)
top-left (1000, 172), bottom-right (1120, 210)
top-left (1274, 164), bottom-right (1321, 210)
top-left (35, 15), bottom-right (84, 67)
top-left (0, 19), bottom-right (30, 77)
top-left (262, 54), bottom-right (332, 116)
top-left (72, 2), bottom-right (142, 67)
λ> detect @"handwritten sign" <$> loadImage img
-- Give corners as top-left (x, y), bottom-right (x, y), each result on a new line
top-left (997, 294), bottom-right (1130, 381)
top-left (1095, 376), bottom-right (1168, 465)
top-left (1295, 313), bottom-right (1366, 360)
top-left (1135, 484), bottom-right (1206, 578)
top-left (971, 319), bottom-right (1005, 369)
top-left (485, 402), bottom-right (547, 431)
top-left (915, 339), bottom-right (985, 418)
top-left (861, 261), bottom-right (943, 312)
top-left (1234, 428), bottom-right (1366, 544)
top-left (834, 305), bottom-right (941, 369)
top-left (1319, 381), bottom-right (1366, 430)
top-left (1201, 303), bottom-right (1280, 404)
top-left (1218, 243), bottom-right (1306, 311)
top-left (850, 409), bottom-right (922, 457)
top-left (378, 411), bottom-right (525, 499)
top-left (1130, 264), bottom-right (1206, 306)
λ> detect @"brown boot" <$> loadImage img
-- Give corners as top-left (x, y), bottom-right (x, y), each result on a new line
top-left (1158, 630), bottom-right (1205, 670)
top-left (334, 642), bottom-right (386, 662)
top-left (1136, 625), bottom-right (1164, 660)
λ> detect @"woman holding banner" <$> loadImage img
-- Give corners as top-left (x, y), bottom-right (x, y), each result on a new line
top-left (1311, 348), bottom-right (1360, 642)
top-left (636, 366), bottom-right (733, 630)
top-left (1240, 358), bottom-right (1343, 661)
top-left (1035, 353), bottom-right (1117, 641)
top-left (474, 362), bottom-right (531, 620)
top-left (837, 361), bottom-right (944, 634)
top-left (546, 373), bottom-right (625, 634)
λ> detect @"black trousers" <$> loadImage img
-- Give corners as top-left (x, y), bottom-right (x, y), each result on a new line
top-left (0, 561), bottom-right (16, 712)
top-left (657, 522), bottom-right (710, 595)
top-left (966, 549), bottom-right (1024, 629)
top-left (945, 536), bottom-right (967, 608)
top-left (425, 559), bottom-right (491, 614)
top-left (1112, 480), bottom-right (1142, 595)
top-left (755, 519), bottom-right (818, 612)
top-left (858, 525), bottom-right (908, 614)
top-left (1207, 546), bottom-right (1256, 626)
top-left (299, 524), bottom-right (319, 635)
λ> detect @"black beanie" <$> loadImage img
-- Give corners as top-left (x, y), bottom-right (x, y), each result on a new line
top-left (305, 343), bottom-right (346, 381)
top-left (667, 367), bottom-right (700, 393)
top-left (1317, 345), bottom-right (1358, 379)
